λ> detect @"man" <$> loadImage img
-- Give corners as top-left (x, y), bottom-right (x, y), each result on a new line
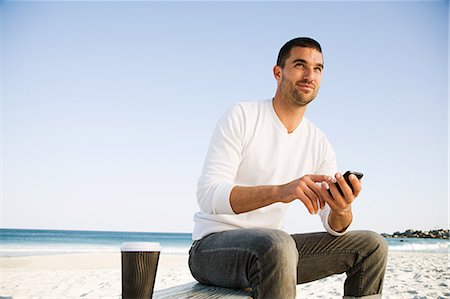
top-left (189, 37), bottom-right (388, 299)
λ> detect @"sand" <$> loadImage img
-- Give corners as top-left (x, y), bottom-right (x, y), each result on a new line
top-left (1, 251), bottom-right (449, 298)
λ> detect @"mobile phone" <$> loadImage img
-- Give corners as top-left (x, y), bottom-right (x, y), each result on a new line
top-left (328, 171), bottom-right (364, 196)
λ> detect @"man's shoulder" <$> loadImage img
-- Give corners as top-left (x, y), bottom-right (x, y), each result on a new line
top-left (227, 99), bottom-right (270, 116)
top-left (302, 117), bottom-right (331, 142)
top-left (233, 99), bottom-right (270, 110)
top-left (302, 117), bottom-right (319, 130)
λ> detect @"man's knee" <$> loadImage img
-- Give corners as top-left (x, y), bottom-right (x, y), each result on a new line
top-left (348, 230), bottom-right (388, 258)
top-left (363, 230), bottom-right (388, 255)
top-left (235, 230), bottom-right (297, 298)
top-left (251, 229), bottom-right (298, 266)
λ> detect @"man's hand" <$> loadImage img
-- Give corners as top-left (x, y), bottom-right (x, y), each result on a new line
top-left (280, 174), bottom-right (328, 214)
top-left (319, 172), bottom-right (362, 232)
top-left (320, 172), bottom-right (361, 214)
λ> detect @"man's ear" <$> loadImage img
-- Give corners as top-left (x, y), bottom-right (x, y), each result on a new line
top-left (273, 65), bottom-right (282, 82)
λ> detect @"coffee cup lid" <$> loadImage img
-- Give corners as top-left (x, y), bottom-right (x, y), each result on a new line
top-left (121, 242), bottom-right (161, 252)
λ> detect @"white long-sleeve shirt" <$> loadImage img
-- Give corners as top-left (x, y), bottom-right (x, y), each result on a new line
top-left (193, 99), bottom-right (346, 240)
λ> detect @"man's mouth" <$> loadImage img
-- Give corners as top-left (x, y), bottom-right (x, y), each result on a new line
top-left (297, 83), bottom-right (315, 91)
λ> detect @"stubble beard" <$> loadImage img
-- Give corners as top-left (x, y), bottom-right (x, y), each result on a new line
top-left (280, 77), bottom-right (319, 107)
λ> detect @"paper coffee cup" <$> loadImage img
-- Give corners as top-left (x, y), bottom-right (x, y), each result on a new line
top-left (121, 242), bottom-right (161, 299)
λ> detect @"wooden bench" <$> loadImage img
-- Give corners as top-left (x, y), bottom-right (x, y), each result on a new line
top-left (153, 282), bottom-right (252, 298)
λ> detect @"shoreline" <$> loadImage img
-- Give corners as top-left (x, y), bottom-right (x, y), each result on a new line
top-left (1, 251), bottom-right (449, 298)
top-left (2, 237), bottom-right (447, 258)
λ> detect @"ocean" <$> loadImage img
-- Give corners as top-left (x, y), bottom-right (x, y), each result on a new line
top-left (0, 229), bottom-right (192, 257)
top-left (0, 229), bottom-right (448, 257)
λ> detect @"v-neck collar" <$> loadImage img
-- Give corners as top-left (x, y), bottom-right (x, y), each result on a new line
top-left (268, 99), bottom-right (304, 137)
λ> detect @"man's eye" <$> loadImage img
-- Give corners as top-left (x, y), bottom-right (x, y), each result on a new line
top-left (315, 67), bottom-right (323, 72)
top-left (295, 63), bottom-right (304, 68)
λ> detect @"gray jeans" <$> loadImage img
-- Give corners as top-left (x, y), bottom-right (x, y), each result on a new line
top-left (188, 229), bottom-right (388, 299)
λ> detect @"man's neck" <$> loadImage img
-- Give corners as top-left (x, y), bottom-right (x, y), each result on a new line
top-left (272, 95), bottom-right (307, 133)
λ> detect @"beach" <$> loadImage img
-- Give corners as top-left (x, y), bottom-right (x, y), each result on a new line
top-left (1, 251), bottom-right (449, 298)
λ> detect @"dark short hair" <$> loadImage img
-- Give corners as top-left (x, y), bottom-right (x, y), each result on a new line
top-left (276, 37), bottom-right (323, 68)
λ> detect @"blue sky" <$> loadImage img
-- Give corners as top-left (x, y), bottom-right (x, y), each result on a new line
top-left (1, 1), bottom-right (448, 234)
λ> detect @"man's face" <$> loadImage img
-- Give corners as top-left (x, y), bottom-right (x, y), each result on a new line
top-left (276, 47), bottom-right (324, 107)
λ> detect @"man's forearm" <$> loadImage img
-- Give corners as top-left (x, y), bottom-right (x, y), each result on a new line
top-left (328, 208), bottom-right (353, 233)
top-left (230, 175), bottom-right (328, 214)
top-left (230, 185), bottom-right (287, 214)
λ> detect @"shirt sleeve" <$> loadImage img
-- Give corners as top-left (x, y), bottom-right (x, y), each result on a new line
top-left (316, 135), bottom-right (350, 236)
top-left (196, 104), bottom-right (245, 215)
top-left (319, 204), bottom-right (348, 236)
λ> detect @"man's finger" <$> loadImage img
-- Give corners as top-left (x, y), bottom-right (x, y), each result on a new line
top-left (335, 173), bottom-right (353, 199)
top-left (348, 174), bottom-right (362, 196)
top-left (327, 176), bottom-right (343, 201)
top-left (308, 175), bottom-right (328, 183)
top-left (316, 189), bottom-right (325, 210)
top-left (303, 189), bottom-right (319, 213)
top-left (299, 197), bottom-right (316, 214)
top-left (320, 182), bottom-right (338, 210)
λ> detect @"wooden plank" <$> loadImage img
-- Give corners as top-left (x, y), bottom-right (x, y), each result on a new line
top-left (153, 282), bottom-right (253, 299)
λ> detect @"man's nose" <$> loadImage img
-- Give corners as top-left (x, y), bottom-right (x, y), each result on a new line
top-left (302, 68), bottom-right (315, 81)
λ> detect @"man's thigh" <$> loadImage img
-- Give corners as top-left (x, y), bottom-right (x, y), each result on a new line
top-left (292, 230), bottom-right (386, 284)
top-left (188, 228), bottom-right (294, 289)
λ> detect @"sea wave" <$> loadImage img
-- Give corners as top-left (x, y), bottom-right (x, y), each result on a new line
top-left (0, 244), bottom-right (191, 257)
top-left (386, 239), bottom-right (449, 253)
top-left (2, 242), bottom-right (448, 257)
top-left (1, 229), bottom-right (448, 257)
